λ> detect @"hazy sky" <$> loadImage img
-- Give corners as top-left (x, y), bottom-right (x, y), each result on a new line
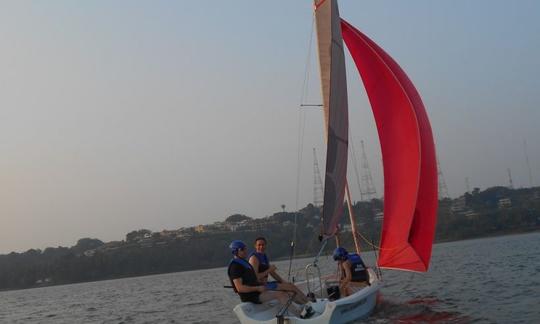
top-left (1, 1), bottom-right (539, 253)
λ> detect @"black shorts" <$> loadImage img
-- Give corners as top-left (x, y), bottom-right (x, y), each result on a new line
top-left (239, 292), bottom-right (261, 304)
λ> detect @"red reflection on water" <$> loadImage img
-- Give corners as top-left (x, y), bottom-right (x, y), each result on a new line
top-left (374, 295), bottom-right (470, 323)
top-left (397, 311), bottom-right (465, 323)
top-left (406, 297), bottom-right (440, 305)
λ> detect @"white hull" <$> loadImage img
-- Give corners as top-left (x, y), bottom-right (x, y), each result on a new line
top-left (233, 269), bottom-right (381, 324)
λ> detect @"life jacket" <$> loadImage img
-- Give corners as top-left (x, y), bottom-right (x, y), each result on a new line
top-left (249, 252), bottom-right (270, 273)
top-left (229, 257), bottom-right (254, 270)
top-left (227, 257), bottom-right (261, 303)
top-left (227, 258), bottom-right (259, 292)
top-left (346, 253), bottom-right (369, 282)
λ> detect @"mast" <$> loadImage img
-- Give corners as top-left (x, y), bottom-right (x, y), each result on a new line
top-left (345, 183), bottom-right (361, 254)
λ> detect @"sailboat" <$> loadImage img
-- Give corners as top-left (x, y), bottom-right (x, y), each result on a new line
top-left (233, 0), bottom-right (438, 322)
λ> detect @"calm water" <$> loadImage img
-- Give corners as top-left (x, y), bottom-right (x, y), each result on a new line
top-left (1, 232), bottom-right (539, 323)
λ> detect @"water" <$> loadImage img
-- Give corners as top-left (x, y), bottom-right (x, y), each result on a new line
top-left (1, 232), bottom-right (538, 323)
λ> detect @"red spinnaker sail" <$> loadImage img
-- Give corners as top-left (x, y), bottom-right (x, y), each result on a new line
top-left (341, 19), bottom-right (438, 272)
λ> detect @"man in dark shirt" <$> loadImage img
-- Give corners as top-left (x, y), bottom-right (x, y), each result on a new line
top-left (228, 240), bottom-right (264, 303)
top-left (227, 240), bottom-right (314, 318)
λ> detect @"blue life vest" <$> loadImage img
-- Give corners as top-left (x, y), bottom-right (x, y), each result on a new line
top-left (347, 253), bottom-right (368, 282)
top-left (229, 257), bottom-right (255, 271)
top-left (249, 252), bottom-right (270, 273)
top-left (228, 258), bottom-right (258, 290)
top-left (227, 257), bottom-right (261, 303)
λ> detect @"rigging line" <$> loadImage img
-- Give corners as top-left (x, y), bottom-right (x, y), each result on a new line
top-left (290, 89), bottom-right (307, 282)
top-left (354, 231), bottom-right (380, 250)
top-left (371, 236), bottom-right (383, 280)
top-left (349, 135), bottom-right (364, 202)
top-left (289, 14), bottom-right (316, 282)
top-left (347, 130), bottom-right (398, 254)
top-left (300, 14), bottom-right (316, 106)
top-left (312, 238), bottom-right (328, 266)
top-left (347, 125), bottom-right (393, 252)
top-left (295, 111), bottom-right (307, 211)
top-left (276, 291), bottom-right (297, 318)
top-left (353, 231), bottom-right (403, 252)
top-left (295, 12), bottom-right (315, 212)
top-left (289, 86), bottom-right (307, 283)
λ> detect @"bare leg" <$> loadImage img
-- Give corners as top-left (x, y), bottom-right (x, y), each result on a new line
top-left (348, 281), bottom-right (368, 295)
top-left (260, 291), bottom-right (302, 315)
top-left (339, 284), bottom-right (348, 298)
top-left (260, 290), bottom-right (289, 304)
top-left (276, 282), bottom-right (309, 304)
top-left (340, 281), bottom-right (367, 297)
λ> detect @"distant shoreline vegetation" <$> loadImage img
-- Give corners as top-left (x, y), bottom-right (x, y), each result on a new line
top-left (1, 186), bottom-right (539, 292)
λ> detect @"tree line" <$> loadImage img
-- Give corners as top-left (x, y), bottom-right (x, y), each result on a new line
top-left (1, 186), bottom-right (538, 291)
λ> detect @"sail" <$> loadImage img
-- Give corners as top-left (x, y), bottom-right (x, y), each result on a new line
top-left (314, 0), bottom-right (349, 239)
top-left (341, 19), bottom-right (438, 272)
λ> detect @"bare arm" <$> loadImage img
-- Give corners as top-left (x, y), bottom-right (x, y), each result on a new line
top-left (249, 255), bottom-right (277, 282)
top-left (341, 261), bottom-right (352, 287)
top-left (269, 266), bottom-right (285, 283)
top-left (232, 278), bottom-right (265, 294)
top-left (249, 255), bottom-right (265, 282)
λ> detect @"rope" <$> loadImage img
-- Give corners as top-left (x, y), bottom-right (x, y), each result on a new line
top-left (295, 113), bottom-right (307, 211)
top-left (276, 291), bottom-right (297, 318)
top-left (299, 15), bottom-right (315, 107)
top-left (371, 237), bottom-right (383, 280)
top-left (349, 136), bottom-right (364, 201)
top-left (294, 11), bottom-right (315, 223)
top-left (346, 127), bottom-right (400, 253)
top-left (354, 230), bottom-right (381, 250)
top-left (353, 230), bottom-right (405, 252)
top-left (288, 14), bottom-right (316, 282)
top-left (313, 238), bottom-right (328, 266)
top-left (294, 13), bottom-right (315, 211)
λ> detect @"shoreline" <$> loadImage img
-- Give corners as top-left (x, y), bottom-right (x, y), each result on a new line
top-left (2, 229), bottom-right (538, 294)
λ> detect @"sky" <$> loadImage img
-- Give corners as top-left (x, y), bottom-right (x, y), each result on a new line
top-left (1, 0), bottom-right (539, 253)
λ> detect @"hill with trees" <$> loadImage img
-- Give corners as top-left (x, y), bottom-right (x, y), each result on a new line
top-left (1, 186), bottom-right (539, 291)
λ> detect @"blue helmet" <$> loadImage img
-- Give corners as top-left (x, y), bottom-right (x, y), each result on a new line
top-left (333, 247), bottom-right (348, 261)
top-left (229, 240), bottom-right (247, 255)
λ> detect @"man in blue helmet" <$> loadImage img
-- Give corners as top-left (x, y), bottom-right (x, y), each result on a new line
top-left (333, 247), bottom-right (369, 297)
top-left (227, 240), bottom-right (314, 318)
